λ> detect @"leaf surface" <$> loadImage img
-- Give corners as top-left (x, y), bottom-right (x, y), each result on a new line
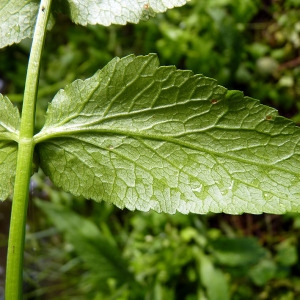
top-left (36, 54), bottom-right (300, 214)
top-left (64, 0), bottom-right (187, 26)
top-left (0, 94), bottom-right (20, 200)
top-left (0, 0), bottom-right (39, 48)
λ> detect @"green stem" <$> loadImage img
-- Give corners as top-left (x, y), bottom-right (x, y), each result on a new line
top-left (5, 0), bottom-right (52, 299)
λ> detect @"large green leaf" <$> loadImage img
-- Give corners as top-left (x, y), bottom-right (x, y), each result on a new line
top-left (64, 0), bottom-right (187, 26)
top-left (0, 0), bottom-right (39, 48)
top-left (0, 94), bottom-right (20, 200)
top-left (35, 54), bottom-right (300, 214)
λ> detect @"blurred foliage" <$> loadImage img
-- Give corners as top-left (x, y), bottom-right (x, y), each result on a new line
top-left (22, 171), bottom-right (300, 299)
top-left (1, 0), bottom-right (300, 299)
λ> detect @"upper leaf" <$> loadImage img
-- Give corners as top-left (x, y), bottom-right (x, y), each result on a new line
top-left (64, 0), bottom-right (187, 26)
top-left (35, 54), bottom-right (300, 214)
top-left (0, 0), bottom-right (186, 48)
top-left (0, 0), bottom-right (39, 48)
top-left (0, 94), bottom-right (20, 200)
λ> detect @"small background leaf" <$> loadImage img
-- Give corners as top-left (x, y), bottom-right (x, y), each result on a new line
top-left (35, 199), bottom-right (133, 289)
top-left (63, 0), bottom-right (187, 26)
top-left (36, 54), bottom-right (300, 214)
top-left (249, 259), bottom-right (277, 286)
top-left (199, 254), bottom-right (230, 300)
top-left (210, 237), bottom-right (266, 266)
top-left (0, 94), bottom-right (20, 200)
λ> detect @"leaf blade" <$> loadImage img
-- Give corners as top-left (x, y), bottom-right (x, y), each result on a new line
top-left (36, 54), bottom-right (300, 214)
top-left (0, 94), bottom-right (20, 200)
top-left (0, 0), bottom-right (39, 48)
top-left (64, 0), bottom-right (187, 26)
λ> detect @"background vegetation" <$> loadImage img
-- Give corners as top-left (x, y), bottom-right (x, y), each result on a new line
top-left (1, 0), bottom-right (300, 298)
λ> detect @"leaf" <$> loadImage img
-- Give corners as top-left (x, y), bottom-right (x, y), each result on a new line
top-left (0, 0), bottom-right (185, 48)
top-left (63, 0), bottom-right (187, 26)
top-left (0, 0), bottom-right (38, 48)
top-left (275, 239), bottom-right (298, 266)
top-left (249, 259), bottom-right (276, 286)
top-left (210, 237), bottom-right (266, 266)
top-left (0, 94), bottom-right (20, 200)
top-left (35, 54), bottom-right (300, 214)
top-left (199, 254), bottom-right (230, 300)
top-left (35, 200), bottom-right (133, 287)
